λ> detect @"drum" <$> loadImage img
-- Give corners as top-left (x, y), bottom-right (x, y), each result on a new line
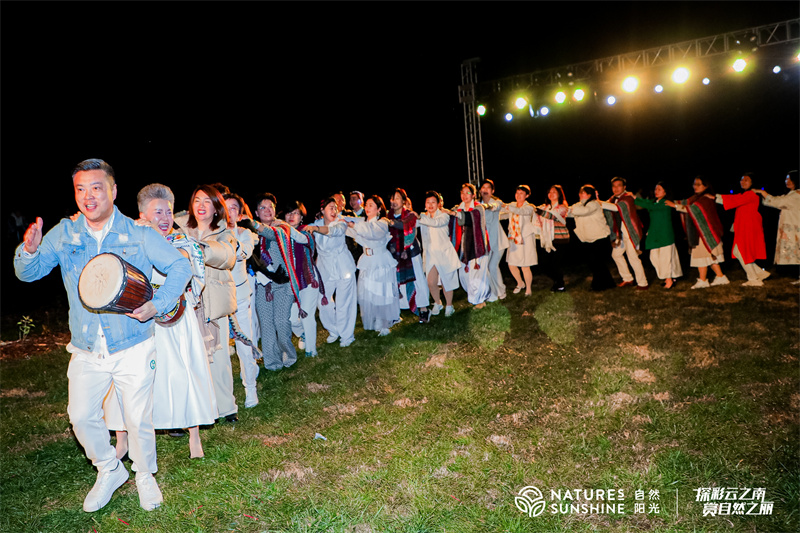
top-left (79, 253), bottom-right (153, 313)
top-left (154, 292), bottom-right (186, 327)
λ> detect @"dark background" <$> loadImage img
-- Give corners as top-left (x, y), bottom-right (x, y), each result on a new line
top-left (2, 1), bottom-right (798, 319)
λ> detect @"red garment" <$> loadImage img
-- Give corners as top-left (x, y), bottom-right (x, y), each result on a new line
top-left (721, 190), bottom-right (766, 264)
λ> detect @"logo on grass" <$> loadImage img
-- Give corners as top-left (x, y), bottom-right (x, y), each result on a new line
top-left (515, 486), bottom-right (547, 517)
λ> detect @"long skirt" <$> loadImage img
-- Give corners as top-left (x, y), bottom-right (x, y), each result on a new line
top-left (358, 264), bottom-right (401, 331)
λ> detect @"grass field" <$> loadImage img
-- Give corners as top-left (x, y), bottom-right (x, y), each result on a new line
top-left (1, 268), bottom-right (798, 532)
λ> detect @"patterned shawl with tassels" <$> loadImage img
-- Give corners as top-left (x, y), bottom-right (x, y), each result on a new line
top-left (294, 225), bottom-right (328, 307)
top-left (608, 193), bottom-right (644, 249)
top-left (256, 222), bottom-right (307, 318)
top-left (682, 193), bottom-right (723, 255)
top-left (388, 209), bottom-right (419, 314)
top-left (455, 201), bottom-right (490, 269)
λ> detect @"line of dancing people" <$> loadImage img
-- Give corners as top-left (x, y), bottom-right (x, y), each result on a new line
top-left (14, 158), bottom-right (798, 513)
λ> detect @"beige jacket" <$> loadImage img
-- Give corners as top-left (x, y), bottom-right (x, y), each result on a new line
top-left (175, 214), bottom-right (237, 320)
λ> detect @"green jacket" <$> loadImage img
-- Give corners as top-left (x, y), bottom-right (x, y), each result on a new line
top-left (634, 197), bottom-right (675, 249)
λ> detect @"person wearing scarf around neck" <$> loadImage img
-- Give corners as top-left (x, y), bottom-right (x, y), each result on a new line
top-left (479, 179), bottom-right (509, 301)
top-left (755, 170), bottom-right (800, 282)
top-left (535, 185), bottom-right (570, 292)
top-left (604, 177), bottom-right (649, 289)
top-left (455, 183), bottom-right (491, 308)
top-left (634, 182), bottom-right (683, 289)
top-left (501, 184), bottom-right (537, 296)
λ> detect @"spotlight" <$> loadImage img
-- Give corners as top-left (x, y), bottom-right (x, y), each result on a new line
top-left (622, 76), bottom-right (639, 93)
top-left (654, 84), bottom-right (664, 93)
top-left (555, 91), bottom-right (566, 104)
top-left (573, 89), bottom-right (585, 101)
top-left (672, 67), bottom-right (690, 84)
top-left (477, 105), bottom-right (486, 116)
top-left (702, 78), bottom-right (710, 85)
top-left (529, 104), bottom-right (535, 117)
top-left (732, 58), bottom-right (747, 72)
top-left (540, 106), bottom-right (550, 116)
top-left (505, 113), bottom-right (513, 122)
top-left (515, 97), bottom-right (527, 109)
top-left (773, 65), bottom-right (782, 74)
top-left (606, 95), bottom-right (616, 106)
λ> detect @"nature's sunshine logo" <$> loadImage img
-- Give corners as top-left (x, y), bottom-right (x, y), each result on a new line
top-left (514, 486), bottom-right (547, 517)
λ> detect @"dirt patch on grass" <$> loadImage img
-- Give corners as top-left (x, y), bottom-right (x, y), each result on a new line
top-left (688, 349), bottom-right (719, 368)
top-left (652, 391), bottom-right (671, 402)
top-left (424, 353), bottom-right (447, 368)
top-left (323, 403), bottom-right (358, 415)
top-left (607, 392), bottom-right (636, 411)
top-left (0, 332), bottom-right (70, 360)
top-left (265, 462), bottom-right (314, 482)
top-left (781, 354), bottom-right (798, 363)
top-left (456, 427), bottom-right (473, 436)
top-left (393, 397), bottom-right (428, 408)
top-left (258, 435), bottom-right (290, 447)
top-left (487, 434), bottom-right (512, 449)
top-left (625, 344), bottom-right (664, 361)
top-left (306, 383), bottom-right (330, 393)
top-left (631, 415), bottom-right (652, 424)
top-left (494, 410), bottom-right (532, 427)
top-left (0, 388), bottom-right (47, 399)
top-left (631, 369), bottom-right (656, 384)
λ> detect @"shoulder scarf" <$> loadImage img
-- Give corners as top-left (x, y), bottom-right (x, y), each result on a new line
top-left (229, 313), bottom-right (262, 360)
top-left (388, 209), bottom-right (418, 314)
top-left (508, 205), bottom-right (524, 245)
top-left (165, 231), bottom-right (205, 308)
top-left (682, 194), bottom-right (723, 254)
top-left (609, 194), bottom-right (643, 249)
top-left (258, 223), bottom-right (307, 317)
top-left (455, 201), bottom-right (490, 270)
top-left (295, 225), bottom-right (328, 306)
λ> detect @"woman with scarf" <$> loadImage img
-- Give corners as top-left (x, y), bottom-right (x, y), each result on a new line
top-left (501, 184), bottom-right (537, 296)
top-left (755, 170), bottom-right (800, 281)
top-left (283, 200), bottom-right (326, 357)
top-left (635, 182), bottom-right (683, 289)
top-left (535, 185), bottom-right (570, 292)
top-left (106, 183), bottom-right (218, 460)
top-left (567, 185), bottom-right (617, 291)
top-left (307, 197), bottom-right (358, 347)
top-left (666, 176), bottom-right (729, 289)
top-left (417, 190), bottom-right (461, 318)
top-left (455, 183), bottom-right (491, 308)
top-left (345, 195), bottom-right (400, 336)
top-left (715, 173), bottom-right (769, 287)
top-left (387, 188), bottom-right (430, 323)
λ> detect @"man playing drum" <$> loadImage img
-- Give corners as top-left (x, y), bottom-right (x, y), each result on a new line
top-left (14, 159), bottom-right (192, 513)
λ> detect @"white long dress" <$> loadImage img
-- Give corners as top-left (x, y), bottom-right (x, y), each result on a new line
top-left (417, 209), bottom-right (461, 292)
top-left (502, 203), bottom-right (538, 267)
top-left (762, 190), bottom-right (800, 265)
top-left (347, 217), bottom-right (400, 331)
top-left (104, 269), bottom-right (219, 430)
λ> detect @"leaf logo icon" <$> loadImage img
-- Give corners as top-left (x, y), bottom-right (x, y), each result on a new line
top-left (515, 486), bottom-right (547, 517)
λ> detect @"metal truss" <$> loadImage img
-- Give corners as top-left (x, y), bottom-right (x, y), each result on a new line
top-left (459, 58), bottom-right (485, 187)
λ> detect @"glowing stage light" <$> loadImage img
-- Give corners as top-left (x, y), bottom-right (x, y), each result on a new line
top-left (773, 65), bottom-right (782, 74)
top-left (654, 84), bottom-right (664, 93)
top-left (540, 106), bottom-right (550, 116)
top-left (573, 89), bottom-right (585, 101)
top-left (505, 113), bottom-right (513, 122)
top-left (702, 78), bottom-right (710, 85)
top-left (529, 104), bottom-right (535, 117)
top-left (606, 96), bottom-right (616, 106)
top-left (732, 58), bottom-right (747, 72)
top-left (622, 76), bottom-right (639, 93)
top-left (672, 67), bottom-right (690, 84)
top-left (477, 105), bottom-right (486, 116)
top-left (515, 97), bottom-right (527, 109)
top-left (555, 91), bottom-right (566, 104)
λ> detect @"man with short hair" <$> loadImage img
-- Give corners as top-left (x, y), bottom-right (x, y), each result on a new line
top-left (15, 159), bottom-right (192, 512)
top-left (479, 179), bottom-right (508, 301)
top-left (605, 177), bottom-right (649, 289)
top-left (349, 190), bottom-right (365, 217)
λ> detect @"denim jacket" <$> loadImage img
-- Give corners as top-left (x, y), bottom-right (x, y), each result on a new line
top-left (14, 206), bottom-right (192, 354)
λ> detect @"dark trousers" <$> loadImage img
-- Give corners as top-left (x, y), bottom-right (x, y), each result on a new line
top-left (539, 239), bottom-right (569, 289)
top-left (581, 238), bottom-right (616, 290)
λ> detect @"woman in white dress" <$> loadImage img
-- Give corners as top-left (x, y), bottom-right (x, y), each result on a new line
top-left (755, 170), bottom-right (800, 280)
top-left (346, 195), bottom-right (400, 336)
top-left (417, 191), bottom-right (461, 317)
top-left (106, 184), bottom-right (218, 460)
top-left (502, 185), bottom-right (537, 296)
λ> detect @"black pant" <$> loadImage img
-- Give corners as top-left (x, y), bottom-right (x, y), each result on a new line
top-left (539, 239), bottom-right (569, 289)
top-left (581, 238), bottom-right (616, 290)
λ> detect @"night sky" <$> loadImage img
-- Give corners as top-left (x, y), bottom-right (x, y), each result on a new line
top-left (2, 1), bottom-right (798, 311)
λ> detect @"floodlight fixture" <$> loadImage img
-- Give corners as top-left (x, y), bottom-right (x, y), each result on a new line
top-left (732, 58), bottom-right (747, 72)
top-left (702, 78), bottom-right (710, 85)
top-left (622, 76), bottom-right (639, 93)
top-left (505, 113), bottom-right (513, 122)
top-left (477, 105), bottom-right (486, 116)
top-left (573, 89), bottom-right (585, 101)
top-left (672, 67), bottom-right (690, 84)
top-left (773, 65), bottom-right (782, 74)
top-left (606, 95), bottom-right (616, 106)
top-left (515, 97), bottom-right (527, 109)
top-left (654, 84), bottom-right (664, 93)
top-left (553, 91), bottom-right (566, 104)
top-left (540, 106), bottom-right (550, 116)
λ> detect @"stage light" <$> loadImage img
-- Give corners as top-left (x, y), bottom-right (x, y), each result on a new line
top-left (477, 105), bottom-right (486, 116)
top-left (622, 76), bottom-right (639, 93)
top-left (573, 89), bottom-right (585, 101)
top-left (515, 97), bottom-right (527, 109)
top-left (773, 65), bottom-right (782, 74)
top-left (505, 113), bottom-right (513, 122)
top-left (555, 91), bottom-right (566, 104)
top-left (672, 67), bottom-right (690, 84)
top-left (702, 78), bottom-right (710, 85)
top-left (607, 95), bottom-right (616, 106)
top-left (540, 106), bottom-right (550, 116)
top-left (529, 104), bottom-right (535, 117)
top-left (732, 58), bottom-right (747, 72)
top-left (654, 84), bottom-right (664, 93)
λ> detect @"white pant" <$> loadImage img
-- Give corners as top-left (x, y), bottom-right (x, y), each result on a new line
top-left (733, 244), bottom-right (762, 281)
top-left (209, 315), bottom-right (237, 417)
top-left (318, 274), bottom-right (357, 344)
top-left (232, 296), bottom-right (259, 393)
top-left (611, 225), bottom-right (648, 286)
top-left (649, 244), bottom-right (683, 280)
top-left (399, 254), bottom-right (430, 310)
top-left (290, 285), bottom-right (320, 353)
top-left (68, 337), bottom-right (157, 474)
top-left (486, 248), bottom-right (507, 299)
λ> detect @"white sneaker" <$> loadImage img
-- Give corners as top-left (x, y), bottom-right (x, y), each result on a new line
top-left (326, 334), bottom-right (338, 344)
top-left (378, 328), bottom-right (391, 337)
top-left (135, 473), bottom-right (163, 511)
top-left (298, 334), bottom-right (305, 351)
top-left (445, 305), bottom-right (455, 317)
top-left (756, 269), bottom-right (771, 281)
top-left (793, 279), bottom-right (800, 285)
top-left (83, 460), bottom-right (129, 512)
top-left (244, 387), bottom-right (259, 408)
top-left (339, 337), bottom-right (354, 348)
top-left (742, 279), bottom-right (764, 287)
top-left (431, 303), bottom-right (443, 316)
top-left (691, 279), bottom-right (710, 290)
top-left (709, 275), bottom-right (730, 286)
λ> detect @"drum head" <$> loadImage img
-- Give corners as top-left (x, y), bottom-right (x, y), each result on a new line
top-left (79, 254), bottom-right (124, 310)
